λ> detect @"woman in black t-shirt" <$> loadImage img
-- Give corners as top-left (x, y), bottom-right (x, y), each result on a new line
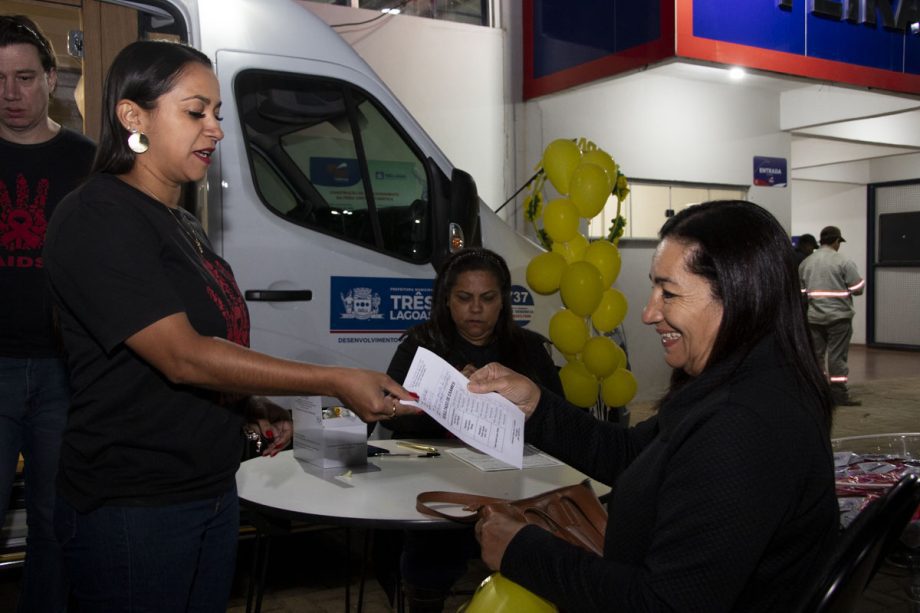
top-left (44, 41), bottom-right (414, 612)
top-left (375, 247), bottom-right (563, 611)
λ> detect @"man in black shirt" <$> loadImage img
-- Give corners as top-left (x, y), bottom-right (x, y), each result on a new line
top-left (0, 15), bottom-right (95, 612)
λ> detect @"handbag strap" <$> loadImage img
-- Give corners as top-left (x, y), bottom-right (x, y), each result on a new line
top-left (416, 490), bottom-right (509, 523)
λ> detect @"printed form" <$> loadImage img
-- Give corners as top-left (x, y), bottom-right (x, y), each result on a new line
top-left (401, 347), bottom-right (524, 469)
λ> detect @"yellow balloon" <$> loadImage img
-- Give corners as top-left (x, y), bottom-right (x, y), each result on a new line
top-left (584, 240), bottom-right (622, 287)
top-left (591, 288), bottom-right (628, 332)
top-left (569, 162), bottom-right (610, 219)
top-left (549, 308), bottom-right (588, 355)
top-left (559, 360), bottom-right (598, 408)
top-left (581, 149), bottom-right (618, 190)
top-left (542, 198), bottom-right (579, 243)
top-left (582, 336), bottom-right (623, 378)
top-left (542, 139), bottom-right (581, 196)
top-left (462, 573), bottom-right (557, 613)
top-left (551, 233), bottom-right (588, 263)
top-left (526, 252), bottom-right (567, 295)
top-left (560, 261), bottom-right (603, 317)
top-left (601, 368), bottom-right (638, 407)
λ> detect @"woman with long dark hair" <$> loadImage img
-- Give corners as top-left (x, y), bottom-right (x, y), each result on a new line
top-left (468, 201), bottom-right (837, 611)
top-left (381, 246), bottom-right (562, 439)
top-left (44, 40), bottom-right (412, 611)
top-left (377, 247), bottom-right (563, 611)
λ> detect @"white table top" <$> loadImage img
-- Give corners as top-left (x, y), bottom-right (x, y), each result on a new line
top-left (236, 439), bottom-right (610, 529)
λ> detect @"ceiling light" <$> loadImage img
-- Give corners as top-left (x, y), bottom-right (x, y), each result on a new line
top-left (728, 67), bottom-right (746, 81)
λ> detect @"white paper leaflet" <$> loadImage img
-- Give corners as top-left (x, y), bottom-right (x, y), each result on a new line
top-left (401, 347), bottom-right (524, 468)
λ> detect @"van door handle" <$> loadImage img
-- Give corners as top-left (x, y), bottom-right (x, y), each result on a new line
top-left (244, 290), bottom-right (313, 302)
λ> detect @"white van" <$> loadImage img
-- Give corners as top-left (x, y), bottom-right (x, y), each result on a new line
top-left (44, 0), bottom-right (552, 375)
top-left (1, 0), bottom-right (554, 555)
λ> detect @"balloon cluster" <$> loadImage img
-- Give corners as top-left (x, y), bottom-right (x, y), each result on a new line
top-left (524, 138), bottom-right (637, 409)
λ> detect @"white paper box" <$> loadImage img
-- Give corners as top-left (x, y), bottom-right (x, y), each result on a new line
top-left (292, 397), bottom-right (367, 468)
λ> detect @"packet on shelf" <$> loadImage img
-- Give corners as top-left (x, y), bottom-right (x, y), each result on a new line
top-left (293, 396), bottom-right (367, 468)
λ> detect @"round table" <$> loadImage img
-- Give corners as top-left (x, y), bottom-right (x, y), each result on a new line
top-left (236, 439), bottom-right (609, 528)
top-left (235, 439), bottom-right (610, 612)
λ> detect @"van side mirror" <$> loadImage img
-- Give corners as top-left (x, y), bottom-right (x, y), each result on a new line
top-left (427, 159), bottom-right (482, 269)
top-left (448, 168), bottom-right (481, 249)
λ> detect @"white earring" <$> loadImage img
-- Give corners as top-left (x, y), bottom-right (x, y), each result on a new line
top-left (128, 129), bottom-right (149, 154)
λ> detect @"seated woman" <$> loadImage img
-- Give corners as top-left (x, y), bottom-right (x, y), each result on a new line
top-left (469, 201), bottom-right (839, 612)
top-left (376, 247), bottom-right (563, 612)
top-left (380, 246), bottom-right (563, 439)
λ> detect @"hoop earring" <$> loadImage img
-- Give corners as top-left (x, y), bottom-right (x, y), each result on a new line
top-left (128, 129), bottom-right (149, 154)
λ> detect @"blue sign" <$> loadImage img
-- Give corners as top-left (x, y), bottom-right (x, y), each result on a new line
top-left (524, 0), bottom-right (673, 98)
top-left (331, 276), bottom-right (433, 333)
top-left (692, 1), bottom-right (920, 75)
top-left (510, 284), bottom-right (535, 328)
top-left (525, 0), bottom-right (920, 100)
top-left (681, 0), bottom-right (920, 94)
top-left (310, 157), bottom-right (361, 187)
top-left (753, 156), bottom-right (788, 188)
top-left (532, 0), bottom-right (662, 79)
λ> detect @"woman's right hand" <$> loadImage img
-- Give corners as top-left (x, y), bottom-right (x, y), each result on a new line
top-left (467, 363), bottom-right (541, 419)
top-left (327, 367), bottom-right (418, 423)
top-left (476, 504), bottom-right (527, 571)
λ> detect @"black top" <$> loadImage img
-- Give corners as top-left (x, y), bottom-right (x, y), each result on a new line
top-left (44, 173), bottom-right (249, 512)
top-left (501, 334), bottom-right (839, 612)
top-left (0, 129), bottom-right (95, 357)
top-left (381, 328), bottom-right (563, 439)
top-left (793, 249), bottom-right (810, 268)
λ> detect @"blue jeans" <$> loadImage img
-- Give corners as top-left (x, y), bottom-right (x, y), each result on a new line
top-left (54, 486), bottom-right (239, 613)
top-left (0, 356), bottom-right (71, 612)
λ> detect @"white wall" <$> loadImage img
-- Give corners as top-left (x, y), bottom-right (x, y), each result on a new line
top-left (790, 152), bottom-right (920, 347)
top-left (517, 73), bottom-right (794, 401)
top-left (791, 180), bottom-right (868, 344)
top-left (518, 73), bottom-right (792, 229)
top-left (869, 152), bottom-right (920, 183)
top-left (301, 2), bottom-right (508, 209)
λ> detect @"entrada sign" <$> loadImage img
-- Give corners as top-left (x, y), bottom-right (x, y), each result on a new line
top-left (778, 0), bottom-right (920, 31)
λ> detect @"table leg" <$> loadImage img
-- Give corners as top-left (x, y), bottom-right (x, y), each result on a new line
top-left (245, 531), bottom-right (270, 613)
top-left (357, 529), bottom-right (369, 612)
top-left (345, 527), bottom-right (352, 612)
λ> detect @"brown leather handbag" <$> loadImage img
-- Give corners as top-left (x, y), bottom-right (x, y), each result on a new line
top-left (416, 479), bottom-right (607, 556)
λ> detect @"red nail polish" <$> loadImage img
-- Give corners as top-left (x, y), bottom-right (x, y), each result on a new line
top-left (265, 430), bottom-right (275, 439)
top-left (409, 392), bottom-right (419, 399)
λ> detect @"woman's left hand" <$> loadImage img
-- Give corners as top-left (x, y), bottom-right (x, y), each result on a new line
top-left (475, 504), bottom-right (528, 571)
top-left (245, 397), bottom-right (293, 457)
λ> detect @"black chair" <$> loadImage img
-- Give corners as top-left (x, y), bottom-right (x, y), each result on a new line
top-left (797, 473), bottom-right (920, 612)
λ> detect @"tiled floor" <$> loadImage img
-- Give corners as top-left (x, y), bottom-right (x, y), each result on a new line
top-left (1, 345), bottom-right (918, 611)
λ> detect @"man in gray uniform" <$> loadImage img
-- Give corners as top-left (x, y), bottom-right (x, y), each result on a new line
top-left (800, 226), bottom-right (865, 406)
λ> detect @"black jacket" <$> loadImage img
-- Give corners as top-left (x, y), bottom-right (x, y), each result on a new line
top-left (502, 334), bottom-right (838, 612)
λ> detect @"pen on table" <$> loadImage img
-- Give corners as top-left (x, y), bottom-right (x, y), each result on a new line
top-left (396, 441), bottom-right (438, 454)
